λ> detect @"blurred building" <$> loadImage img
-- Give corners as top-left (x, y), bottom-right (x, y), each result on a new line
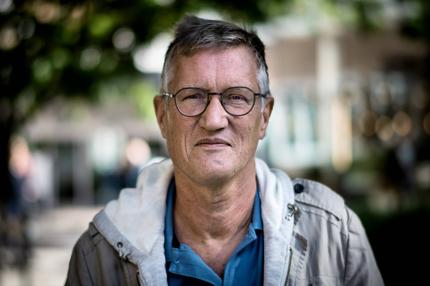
top-left (21, 95), bottom-right (164, 205)
top-left (263, 26), bottom-right (429, 200)
top-left (265, 30), bottom-right (427, 166)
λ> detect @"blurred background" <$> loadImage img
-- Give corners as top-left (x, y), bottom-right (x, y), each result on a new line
top-left (0, 0), bottom-right (429, 285)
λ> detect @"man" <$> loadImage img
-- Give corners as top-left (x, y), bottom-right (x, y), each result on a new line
top-left (66, 16), bottom-right (384, 285)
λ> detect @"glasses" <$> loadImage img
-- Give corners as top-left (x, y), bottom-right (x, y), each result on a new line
top-left (161, 86), bottom-right (267, 117)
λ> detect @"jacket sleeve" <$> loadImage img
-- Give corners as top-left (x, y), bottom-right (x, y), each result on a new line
top-left (65, 234), bottom-right (94, 286)
top-left (344, 208), bottom-right (384, 286)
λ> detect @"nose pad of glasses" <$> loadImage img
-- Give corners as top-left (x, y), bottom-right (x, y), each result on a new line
top-left (199, 94), bottom-right (229, 127)
top-left (205, 93), bottom-right (227, 114)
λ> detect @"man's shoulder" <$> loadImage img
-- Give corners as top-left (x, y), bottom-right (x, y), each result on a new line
top-left (292, 178), bottom-right (346, 220)
top-left (72, 223), bottom-right (107, 257)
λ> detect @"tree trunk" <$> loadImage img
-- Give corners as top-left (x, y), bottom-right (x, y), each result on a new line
top-left (0, 113), bottom-right (13, 211)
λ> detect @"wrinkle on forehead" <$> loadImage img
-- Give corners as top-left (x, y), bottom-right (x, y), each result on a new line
top-left (166, 46), bottom-right (259, 93)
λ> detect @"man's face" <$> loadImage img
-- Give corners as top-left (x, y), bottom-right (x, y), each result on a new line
top-left (154, 46), bottom-right (273, 186)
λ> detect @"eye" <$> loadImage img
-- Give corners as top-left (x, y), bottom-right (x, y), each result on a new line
top-left (224, 92), bottom-right (250, 104)
top-left (178, 89), bottom-right (206, 102)
top-left (228, 93), bottom-right (243, 100)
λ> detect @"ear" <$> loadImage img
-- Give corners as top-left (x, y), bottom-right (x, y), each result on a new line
top-left (259, 96), bottom-right (274, 139)
top-left (154, 95), bottom-right (167, 139)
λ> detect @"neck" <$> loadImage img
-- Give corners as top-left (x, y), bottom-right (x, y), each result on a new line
top-left (172, 169), bottom-right (257, 276)
top-left (173, 170), bottom-right (257, 240)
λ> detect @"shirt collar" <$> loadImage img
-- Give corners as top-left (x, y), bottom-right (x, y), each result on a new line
top-left (252, 185), bottom-right (263, 231)
top-left (164, 179), bottom-right (176, 261)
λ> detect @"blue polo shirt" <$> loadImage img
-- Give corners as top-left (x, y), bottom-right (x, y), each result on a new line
top-left (164, 179), bottom-right (264, 286)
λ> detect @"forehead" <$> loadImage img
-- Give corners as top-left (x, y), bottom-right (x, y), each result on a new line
top-left (167, 46), bottom-right (258, 91)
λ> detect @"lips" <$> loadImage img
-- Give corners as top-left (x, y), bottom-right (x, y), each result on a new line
top-left (195, 138), bottom-right (231, 147)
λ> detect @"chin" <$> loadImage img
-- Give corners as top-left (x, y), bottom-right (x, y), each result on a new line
top-left (195, 173), bottom-right (233, 187)
top-left (193, 164), bottom-right (235, 184)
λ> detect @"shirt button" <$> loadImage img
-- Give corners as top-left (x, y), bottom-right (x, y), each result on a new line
top-left (294, 183), bottom-right (304, 194)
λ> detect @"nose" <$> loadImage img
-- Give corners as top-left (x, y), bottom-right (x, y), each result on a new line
top-left (199, 94), bottom-right (228, 131)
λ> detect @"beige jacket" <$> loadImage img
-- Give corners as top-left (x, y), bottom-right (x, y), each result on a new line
top-left (66, 158), bottom-right (384, 285)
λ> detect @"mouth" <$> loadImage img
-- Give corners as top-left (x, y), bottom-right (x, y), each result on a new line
top-left (195, 138), bottom-right (232, 147)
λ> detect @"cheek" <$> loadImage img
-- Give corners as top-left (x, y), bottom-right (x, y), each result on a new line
top-left (163, 115), bottom-right (179, 152)
top-left (237, 119), bottom-right (261, 150)
top-left (165, 116), bottom-right (194, 154)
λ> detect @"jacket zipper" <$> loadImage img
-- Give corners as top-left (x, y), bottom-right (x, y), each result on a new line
top-left (136, 270), bottom-right (142, 286)
top-left (283, 203), bottom-right (297, 285)
top-left (117, 241), bottom-right (141, 285)
top-left (284, 247), bottom-right (293, 286)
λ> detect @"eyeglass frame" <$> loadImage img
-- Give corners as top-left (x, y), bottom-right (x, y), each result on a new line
top-left (161, 86), bottom-right (268, 117)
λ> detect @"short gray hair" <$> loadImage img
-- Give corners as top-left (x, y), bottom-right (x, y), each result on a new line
top-left (161, 15), bottom-right (270, 95)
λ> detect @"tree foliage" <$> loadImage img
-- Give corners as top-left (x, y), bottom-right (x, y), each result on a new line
top-left (0, 0), bottom-right (289, 201)
top-left (0, 0), bottom-right (287, 124)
